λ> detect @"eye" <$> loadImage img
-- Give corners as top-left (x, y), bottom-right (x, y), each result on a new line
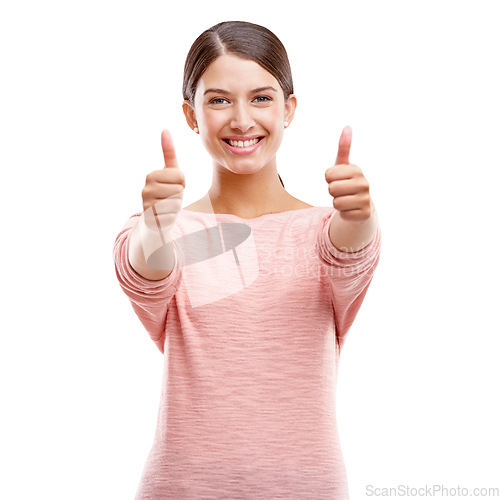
top-left (209, 97), bottom-right (229, 105)
top-left (253, 95), bottom-right (272, 103)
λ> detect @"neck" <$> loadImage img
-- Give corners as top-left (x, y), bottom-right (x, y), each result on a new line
top-left (206, 159), bottom-right (291, 217)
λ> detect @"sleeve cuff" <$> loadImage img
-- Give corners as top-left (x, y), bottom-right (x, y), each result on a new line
top-left (315, 209), bottom-right (382, 269)
top-left (114, 217), bottom-right (183, 298)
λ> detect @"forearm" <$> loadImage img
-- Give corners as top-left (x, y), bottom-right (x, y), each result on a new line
top-left (128, 218), bottom-right (175, 281)
top-left (328, 199), bottom-right (379, 253)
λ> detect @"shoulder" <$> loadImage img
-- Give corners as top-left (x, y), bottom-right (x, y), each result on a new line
top-left (293, 200), bottom-right (315, 210)
top-left (183, 198), bottom-right (213, 214)
top-left (283, 196), bottom-right (315, 211)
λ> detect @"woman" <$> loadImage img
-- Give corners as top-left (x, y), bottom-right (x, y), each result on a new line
top-left (114, 20), bottom-right (381, 499)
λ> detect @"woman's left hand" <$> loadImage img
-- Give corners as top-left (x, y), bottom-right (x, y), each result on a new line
top-left (324, 126), bottom-right (373, 223)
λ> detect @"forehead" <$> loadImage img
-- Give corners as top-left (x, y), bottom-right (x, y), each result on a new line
top-left (196, 54), bottom-right (280, 93)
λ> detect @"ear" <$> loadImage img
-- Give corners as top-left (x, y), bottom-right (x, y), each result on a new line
top-left (284, 94), bottom-right (297, 127)
top-left (182, 100), bottom-right (197, 131)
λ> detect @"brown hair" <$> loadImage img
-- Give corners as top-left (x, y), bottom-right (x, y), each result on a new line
top-left (182, 21), bottom-right (294, 188)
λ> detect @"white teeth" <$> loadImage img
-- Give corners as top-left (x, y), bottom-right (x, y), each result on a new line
top-left (228, 138), bottom-right (260, 147)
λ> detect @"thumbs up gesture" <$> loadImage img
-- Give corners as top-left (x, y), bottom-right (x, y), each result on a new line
top-left (325, 126), bottom-right (372, 223)
top-left (141, 129), bottom-right (186, 232)
top-left (129, 130), bottom-right (186, 276)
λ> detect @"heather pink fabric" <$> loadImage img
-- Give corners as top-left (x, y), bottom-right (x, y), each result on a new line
top-left (113, 206), bottom-right (381, 499)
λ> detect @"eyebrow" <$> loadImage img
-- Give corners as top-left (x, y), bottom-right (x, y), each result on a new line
top-left (203, 86), bottom-right (278, 96)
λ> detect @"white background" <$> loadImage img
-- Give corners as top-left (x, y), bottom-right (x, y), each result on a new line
top-left (1, 0), bottom-right (499, 498)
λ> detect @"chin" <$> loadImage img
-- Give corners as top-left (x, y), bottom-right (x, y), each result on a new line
top-left (223, 162), bottom-right (264, 176)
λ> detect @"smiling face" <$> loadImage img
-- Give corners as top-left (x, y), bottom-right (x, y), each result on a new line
top-left (183, 54), bottom-right (296, 176)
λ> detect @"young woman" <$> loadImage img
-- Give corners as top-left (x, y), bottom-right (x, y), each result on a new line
top-left (114, 20), bottom-right (381, 500)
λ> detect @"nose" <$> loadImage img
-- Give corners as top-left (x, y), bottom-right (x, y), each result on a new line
top-left (229, 102), bottom-right (255, 132)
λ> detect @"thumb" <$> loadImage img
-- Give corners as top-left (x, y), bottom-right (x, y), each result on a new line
top-left (335, 125), bottom-right (352, 165)
top-left (161, 129), bottom-right (180, 169)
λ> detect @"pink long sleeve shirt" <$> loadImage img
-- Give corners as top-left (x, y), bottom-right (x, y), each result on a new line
top-left (113, 206), bottom-right (381, 499)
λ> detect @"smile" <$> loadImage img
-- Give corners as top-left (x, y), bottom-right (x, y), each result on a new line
top-left (223, 137), bottom-right (263, 147)
top-left (222, 136), bottom-right (264, 155)
top-left (225, 137), bottom-right (261, 147)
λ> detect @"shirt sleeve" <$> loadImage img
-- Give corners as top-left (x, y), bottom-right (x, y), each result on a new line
top-left (113, 213), bottom-right (183, 354)
top-left (314, 208), bottom-right (381, 350)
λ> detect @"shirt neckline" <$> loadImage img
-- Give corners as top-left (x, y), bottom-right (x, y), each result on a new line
top-left (180, 206), bottom-right (324, 221)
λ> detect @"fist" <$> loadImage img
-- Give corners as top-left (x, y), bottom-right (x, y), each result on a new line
top-left (324, 126), bottom-right (372, 222)
top-left (141, 130), bottom-right (186, 233)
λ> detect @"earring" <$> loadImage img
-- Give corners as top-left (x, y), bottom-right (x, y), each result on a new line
top-left (193, 126), bottom-right (199, 133)
top-left (284, 121), bottom-right (289, 128)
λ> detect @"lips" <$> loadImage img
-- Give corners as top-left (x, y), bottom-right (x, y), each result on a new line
top-left (221, 136), bottom-right (265, 155)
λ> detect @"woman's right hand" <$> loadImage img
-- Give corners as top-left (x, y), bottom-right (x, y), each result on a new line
top-left (141, 129), bottom-right (186, 235)
top-left (129, 130), bottom-right (185, 276)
